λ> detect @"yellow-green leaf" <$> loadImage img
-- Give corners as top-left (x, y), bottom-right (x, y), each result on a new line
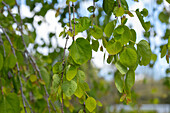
top-left (30, 75), bottom-right (37, 82)
top-left (85, 97), bottom-right (96, 112)
top-left (106, 39), bottom-right (122, 55)
top-left (66, 65), bottom-right (78, 81)
top-left (90, 25), bottom-right (103, 39)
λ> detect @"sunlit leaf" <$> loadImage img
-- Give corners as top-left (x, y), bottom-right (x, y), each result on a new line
top-left (120, 48), bottom-right (137, 68)
top-left (106, 39), bottom-right (122, 55)
top-left (85, 97), bottom-right (96, 112)
top-left (161, 45), bottom-right (167, 58)
top-left (90, 25), bottom-right (103, 39)
top-left (66, 65), bottom-right (78, 81)
top-left (104, 20), bottom-right (116, 37)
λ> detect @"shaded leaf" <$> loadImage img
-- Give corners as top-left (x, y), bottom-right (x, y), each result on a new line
top-left (62, 80), bottom-right (77, 97)
top-left (137, 40), bottom-right (152, 66)
top-left (114, 71), bottom-right (124, 93)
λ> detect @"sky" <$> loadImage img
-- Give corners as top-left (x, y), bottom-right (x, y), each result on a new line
top-left (10, 0), bottom-right (170, 80)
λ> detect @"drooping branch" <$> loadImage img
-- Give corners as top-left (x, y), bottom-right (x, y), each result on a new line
top-left (2, 1), bottom-right (52, 112)
top-left (0, 25), bottom-right (27, 113)
top-left (60, 1), bottom-right (73, 113)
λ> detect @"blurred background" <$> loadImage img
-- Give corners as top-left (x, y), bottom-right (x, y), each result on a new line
top-left (0, 0), bottom-right (170, 113)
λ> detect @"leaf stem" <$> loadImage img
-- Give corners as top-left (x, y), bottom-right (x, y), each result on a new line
top-left (117, 0), bottom-right (121, 7)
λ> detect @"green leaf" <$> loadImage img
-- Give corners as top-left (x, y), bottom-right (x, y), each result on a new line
top-left (120, 48), bottom-right (137, 68)
top-left (135, 9), bottom-right (151, 32)
top-left (75, 17), bottom-right (91, 32)
top-left (8, 54), bottom-right (17, 69)
top-left (114, 71), bottom-right (124, 93)
top-left (129, 29), bottom-right (136, 46)
top-left (116, 7), bottom-right (125, 17)
top-left (69, 38), bottom-right (92, 64)
top-left (85, 97), bottom-right (96, 112)
top-left (0, 53), bottom-right (3, 71)
top-left (103, 0), bottom-right (115, 15)
top-left (91, 39), bottom-right (99, 52)
top-left (121, 26), bottom-right (132, 45)
top-left (137, 40), bottom-right (152, 66)
top-left (159, 11), bottom-right (169, 23)
top-left (62, 80), bottom-right (77, 97)
top-left (30, 75), bottom-right (37, 82)
top-left (74, 83), bottom-right (84, 98)
top-left (52, 74), bottom-right (60, 91)
top-left (97, 100), bottom-right (103, 107)
top-left (141, 8), bottom-right (148, 17)
top-left (114, 26), bottom-right (132, 45)
top-left (115, 25), bottom-right (124, 34)
top-left (0, 93), bottom-right (20, 113)
top-left (87, 6), bottom-right (95, 13)
top-left (151, 54), bottom-right (157, 62)
top-left (40, 67), bottom-right (50, 87)
top-left (90, 25), bottom-right (103, 39)
top-left (52, 62), bottom-right (62, 74)
top-left (104, 20), bottom-right (116, 37)
top-left (107, 55), bottom-right (114, 64)
top-left (161, 45), bottom-right (167, 58)
top-left (66, 65), bottom-right (78, 81)
top-left (106, 39), bottom-right (122, 55)
top-left (115, 61), bottom-right (128, 75)
top-left (125, 70), bottom-right (135, 91)
top-left (77, 70), bottom-right (86, 82)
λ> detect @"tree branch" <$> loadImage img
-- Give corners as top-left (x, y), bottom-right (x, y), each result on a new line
top-left (0, 25), bottom-right (27, 113)
top-left (2, 1), bottom-right (51, 112)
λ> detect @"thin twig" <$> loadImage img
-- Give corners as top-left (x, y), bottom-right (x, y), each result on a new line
top-left (117, 0), bottom-right (121, 7)
top-left (0, 25), bottom-right (27, 113)
top-left (72, 2), bottom-right (75, 41)
top-left (50, 100), bottom-right (57, 113)
top-left (23, 95), bottom-right (34, 113)
top-left (83, 102), bottom-right (86, 113)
